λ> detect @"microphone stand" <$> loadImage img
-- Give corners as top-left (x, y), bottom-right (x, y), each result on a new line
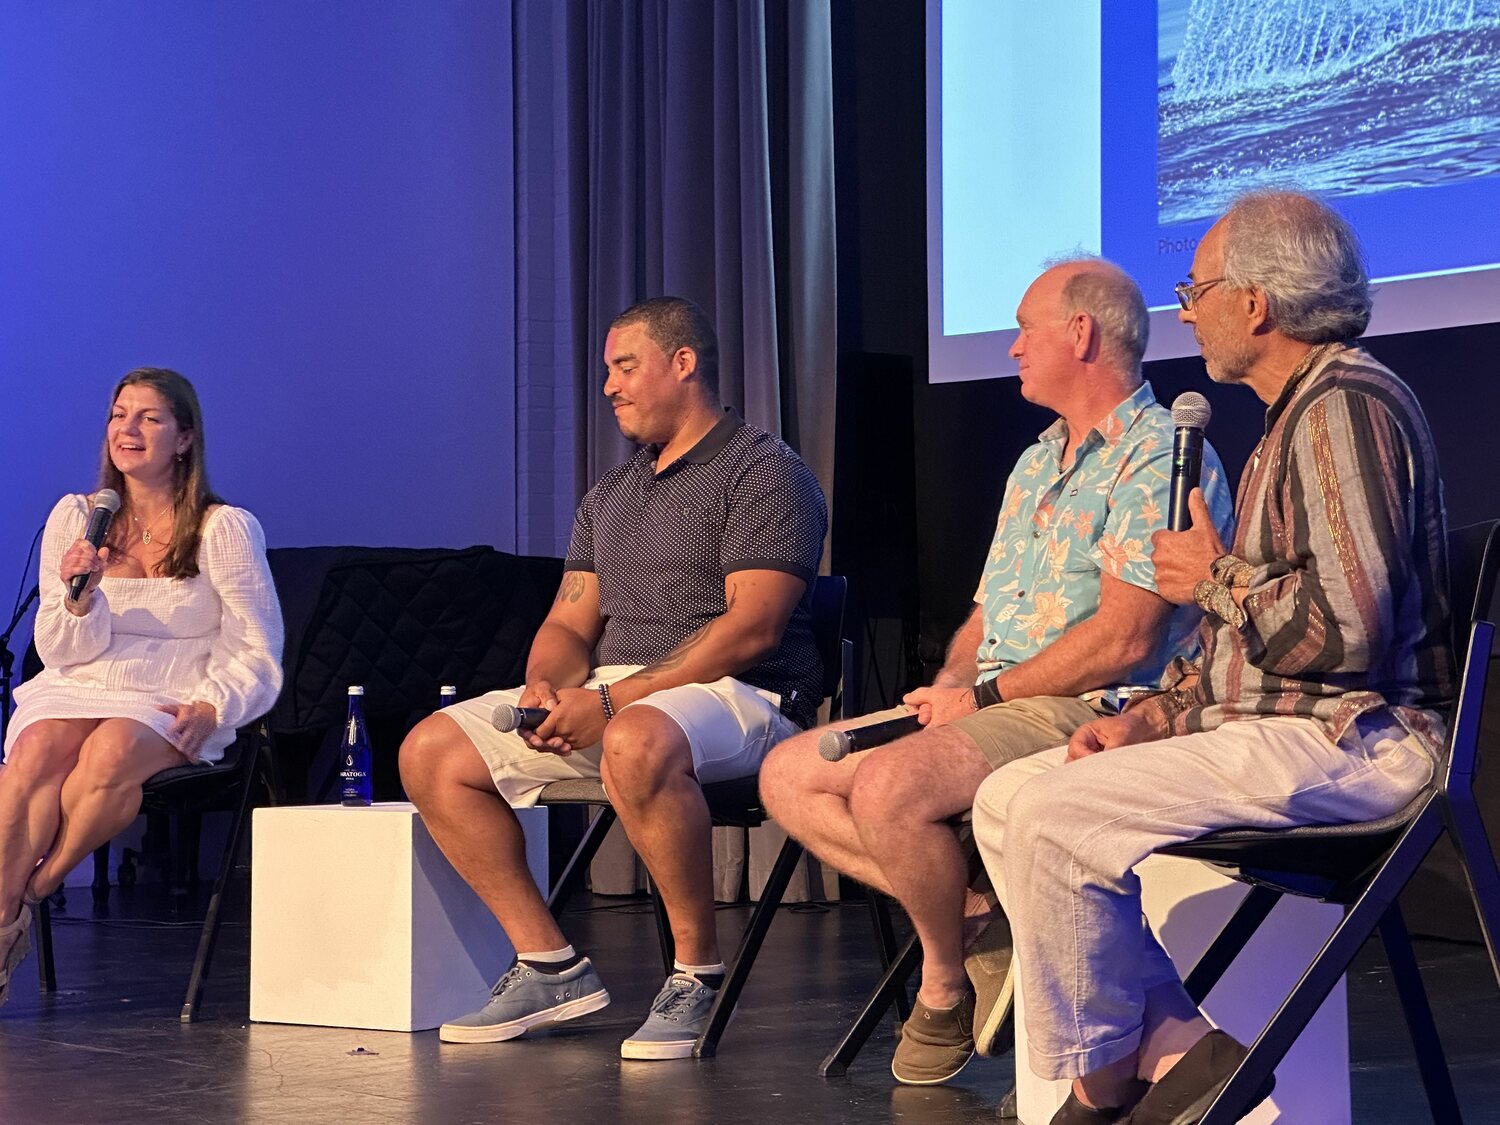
top-left (0, 584), bottom-right (40, 748)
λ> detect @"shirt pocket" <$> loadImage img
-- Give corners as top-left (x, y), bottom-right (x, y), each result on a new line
top-left (1045, 492), bottom-right (1110, 579)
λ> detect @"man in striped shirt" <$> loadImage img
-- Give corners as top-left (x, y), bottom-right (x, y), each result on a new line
top-left (972, 191), bottom-right (1452, 1123)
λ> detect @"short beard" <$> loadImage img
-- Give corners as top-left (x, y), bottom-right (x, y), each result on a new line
top-left (1205, 343), bottom-right (1254, 385)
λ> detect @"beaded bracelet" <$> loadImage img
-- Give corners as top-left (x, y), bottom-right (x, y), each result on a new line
top-left (598, 682), bottom-right (616, 720)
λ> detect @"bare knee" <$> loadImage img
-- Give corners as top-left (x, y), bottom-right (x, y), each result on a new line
top-left (600, 707), bottom-right (691, 804)
top-left (759, 731), bottom-right (826, 821)
top-left (847, 745), bottom-right (948, 828)
top-left (72, 730), bottom-right (152, 792)
top-left (4, 723), bottom-right (86, 788)
top-left (399, 714), bottom-right (478, 803)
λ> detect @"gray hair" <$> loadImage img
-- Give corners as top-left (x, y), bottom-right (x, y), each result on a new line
top-left (1047, 255), bottom-right (1149, 371)
top-left (1221, 190), bottom-right (1370, 343)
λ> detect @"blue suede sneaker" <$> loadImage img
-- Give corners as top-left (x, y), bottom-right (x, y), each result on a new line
top-left (619, 972), bottom-right (719, 1060)
top-left (438, 957), bottom-right (610, 1043)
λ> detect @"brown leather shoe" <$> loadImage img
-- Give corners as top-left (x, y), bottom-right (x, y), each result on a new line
top-left (1048, 1079), bottom-right (1148, 1123)
top-left (1124, 1030), bottom-right (1274, 1124)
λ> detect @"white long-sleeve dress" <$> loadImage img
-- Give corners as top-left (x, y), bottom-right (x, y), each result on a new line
top-left (3, 494), bottom-right (285, 764)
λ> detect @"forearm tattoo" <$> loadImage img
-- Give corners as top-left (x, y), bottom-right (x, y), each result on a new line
top-left (554, 572), bottom-right (587, 605)
top-left (637, 584), bottom-right (739, 682)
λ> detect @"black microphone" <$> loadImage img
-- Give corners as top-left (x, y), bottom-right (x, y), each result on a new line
top-left (818, 711), bottom-right (924, 762)
top-left (491, 704), bottom-right (550, 733)
top-left (1168, 393), bottom-right (1212, 531)
top-left (68, 489), bottom-right (122, 602)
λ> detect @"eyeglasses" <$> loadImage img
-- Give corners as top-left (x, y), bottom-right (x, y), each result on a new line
top-left (1174, 277), bottom-right (1225, 311)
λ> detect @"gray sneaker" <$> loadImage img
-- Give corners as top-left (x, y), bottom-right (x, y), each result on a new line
top-left (619, 972), bottom-right (718, 1060)
top-left (438, 957), bottom-right (610, 1043)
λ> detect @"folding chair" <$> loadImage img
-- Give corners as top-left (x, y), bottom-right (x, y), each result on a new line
top-left (538, 574), bottom-right (850, 1058)
top-left (1153, 518), bottom-right (1500, 1123)
top-left (33, 721), bottom-right (277, 1022)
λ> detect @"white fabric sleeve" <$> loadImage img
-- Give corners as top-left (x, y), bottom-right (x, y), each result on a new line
top-left (188, 507), bottom-right (285, 730)
top-left (31, 494), bottom-right (113, 667)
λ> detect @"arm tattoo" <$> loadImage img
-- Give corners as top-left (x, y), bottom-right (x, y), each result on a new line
top-left (637, 621), bottom-right (714, 681)
top-left (636, 583), bottom-right (739, 682)
top-left (554, 571), bottom-right (587, 605)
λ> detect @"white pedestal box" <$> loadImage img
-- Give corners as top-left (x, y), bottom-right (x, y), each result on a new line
top-left (250, 802), bottom-right (548, 1032)
top-left (1013, 853), bottom-right (1350, 1124)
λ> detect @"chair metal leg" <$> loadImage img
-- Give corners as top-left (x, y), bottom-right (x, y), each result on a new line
top-left (545, 806), bottom-right (617, 917)
top-left (90, 843), bottom-right (111, 908)
top-left (819, 932), bottom-right (920, 1077)
top-left (997, 1085), bottom-right (1019, 1119)
top-left (866, 892), bottom-right (912, 1022)
top-left (1182, 883), bottom-right (1281, 1005)
top-left (256, 729), bottom-right (285, 806)
top-left (867, 891), bottom-right (897, 967)
top-left (34, 896), bottom-right (56, 992)
top-left (1378, 901), bottom-right (1462, 1123)
top-left (1443, 787), bottom-right (1500, 990)
top-left (179, 763), bottom-right (258, 1022)
top-left (694, 837), bottom-right (804, 1058)
top-left (1198, 801), bottom-right (1447, 1125)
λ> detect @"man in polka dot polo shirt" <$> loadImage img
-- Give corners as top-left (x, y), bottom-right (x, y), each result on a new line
top-left (760, 258), bottom-right (1233, 1086)
top-left (400, 296), bottom-right (827, 1060)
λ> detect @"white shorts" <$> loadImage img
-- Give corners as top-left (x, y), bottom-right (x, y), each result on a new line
top-left (440, 665), bottom-right (801, 807)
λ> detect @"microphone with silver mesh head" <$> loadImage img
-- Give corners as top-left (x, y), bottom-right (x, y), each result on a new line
top-left (818, 711), bottom-right (924, 762)
top-left (491, 704), bottom-right (550, 733)
top-left (68, 489), bottom-right (122, 602)
top-left (1168, 393), bottom-right (1212, 531)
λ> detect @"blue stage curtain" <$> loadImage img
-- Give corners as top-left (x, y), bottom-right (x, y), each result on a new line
top-left (513, 0), bottom-right (837, 557)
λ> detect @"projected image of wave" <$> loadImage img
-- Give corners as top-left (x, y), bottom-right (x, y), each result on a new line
top-left (1157, 0), bottom-right (1500, 227)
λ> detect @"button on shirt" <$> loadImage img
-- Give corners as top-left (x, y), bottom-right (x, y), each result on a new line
top-left (974, 382), bottom-right (1235, 689)
top-left (565, 410), bottom-right (828, 730)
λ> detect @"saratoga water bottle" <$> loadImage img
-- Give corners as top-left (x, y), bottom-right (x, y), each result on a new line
top-left (341, 686), bottom-right (374, 806)
top-left (439, 684), bottom-right (457, 709)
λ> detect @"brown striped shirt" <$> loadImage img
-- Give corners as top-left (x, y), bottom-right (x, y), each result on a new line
top-left (1162, 345), bottom-right (1453, 754)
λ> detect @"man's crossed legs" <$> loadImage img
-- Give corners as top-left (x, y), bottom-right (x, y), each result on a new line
top-left (971, 714), bottom-right (1434, 1121)
top-left (399, 666), bottom-right (796, 1060)
top-left (759, 696), bottom-right (1104, 1083)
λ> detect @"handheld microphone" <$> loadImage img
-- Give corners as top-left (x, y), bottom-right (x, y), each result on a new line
top-left (818, 711), bottom-right (924, 762)
top-left (68, 489), bottom-right (122, 602)
top-left (1168, 393), bottom-right (1211, 531)
top-left (491, 704), bottom-right (550, 733)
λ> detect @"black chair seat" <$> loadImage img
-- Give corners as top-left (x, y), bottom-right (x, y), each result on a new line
top-left (141, 754), bottom-right (252, 808)
top-left (1157, 796), bottom-right (1423, 902)
top-left (538, 774), bottom-right (768, 826)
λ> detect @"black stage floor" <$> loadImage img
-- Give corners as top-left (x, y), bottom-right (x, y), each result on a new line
top-left (0, 884), bottom-right (1496, 1124)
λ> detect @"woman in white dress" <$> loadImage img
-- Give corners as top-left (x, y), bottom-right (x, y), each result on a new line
top-left (0, 368), bottom-right (284, 1003)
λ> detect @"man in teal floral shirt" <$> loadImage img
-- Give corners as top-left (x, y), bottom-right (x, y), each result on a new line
top-left (762, 258), bottom-right (1234, 1085)
top-left (974, 382), bottom-right (1212, 700)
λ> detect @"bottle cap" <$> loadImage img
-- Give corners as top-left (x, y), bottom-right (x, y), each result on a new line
top-left (440, 685), bottom-right (457, 694)
top-left (348, 685), bottom-right (365, 696)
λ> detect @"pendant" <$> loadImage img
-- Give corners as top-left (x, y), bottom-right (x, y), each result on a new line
top-left (142, 529), bottom-right (153, 545)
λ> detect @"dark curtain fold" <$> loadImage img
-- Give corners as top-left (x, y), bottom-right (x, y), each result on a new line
top-left (514, 0), bottom-right (836, 558)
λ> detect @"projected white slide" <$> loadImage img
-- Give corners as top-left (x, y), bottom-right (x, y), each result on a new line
top-left (927, 0), bottom-right (1500, 382)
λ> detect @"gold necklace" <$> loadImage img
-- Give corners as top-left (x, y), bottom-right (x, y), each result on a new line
top-left (131, 506), bottom-right (173, 546)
